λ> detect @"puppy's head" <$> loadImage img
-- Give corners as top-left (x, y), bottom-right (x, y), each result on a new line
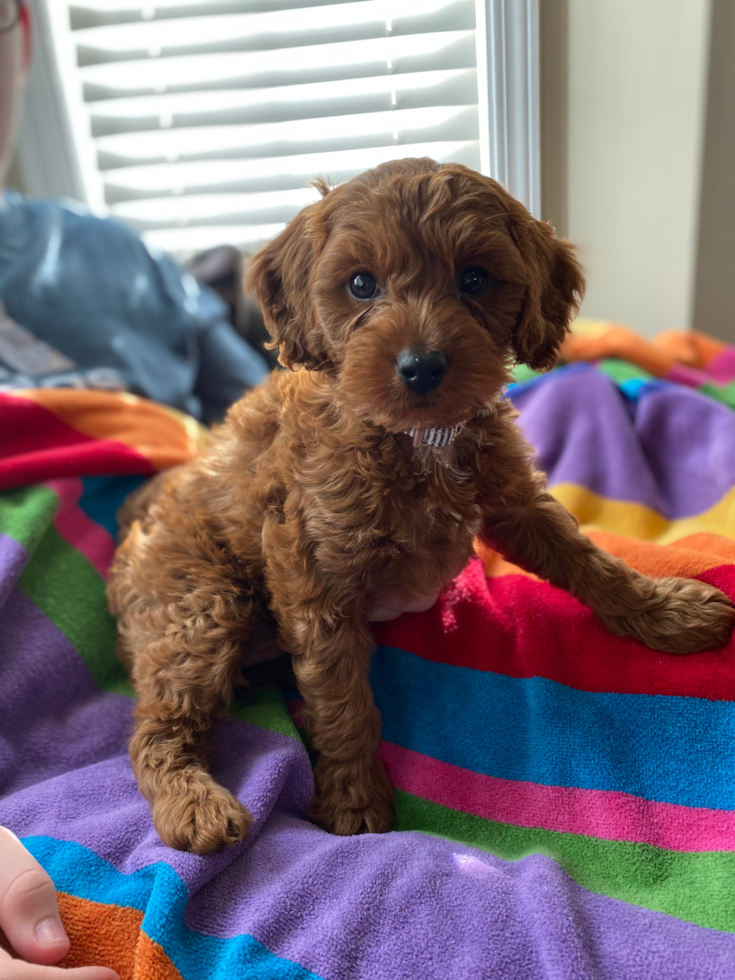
top-left (247, 158), bottom-right (584, 433)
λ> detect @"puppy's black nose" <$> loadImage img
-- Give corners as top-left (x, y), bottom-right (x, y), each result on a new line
top-left (395, 348), bottom-right (449, 394)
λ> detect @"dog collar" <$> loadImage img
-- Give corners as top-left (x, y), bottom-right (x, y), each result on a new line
top-left (403, 422), bottom-right (465, 449)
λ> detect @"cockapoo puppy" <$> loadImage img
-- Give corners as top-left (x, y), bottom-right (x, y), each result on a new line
top-left (107, 158), bottom-right (734, 854)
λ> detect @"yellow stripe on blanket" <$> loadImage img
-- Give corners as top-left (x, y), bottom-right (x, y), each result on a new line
top-left (550, 483), bottom-right (735, 544)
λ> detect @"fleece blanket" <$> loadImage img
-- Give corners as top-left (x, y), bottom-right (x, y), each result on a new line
top-left (559, 318), bottom-right (735, 412)
top-left (2, 354), bottom-right (735, 980)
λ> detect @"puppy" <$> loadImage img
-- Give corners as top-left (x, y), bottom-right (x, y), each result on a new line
top-left (107, 158), bottom-right (735, 854)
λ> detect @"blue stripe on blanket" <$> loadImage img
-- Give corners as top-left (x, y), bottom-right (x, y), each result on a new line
top-left (24, 836), bottom-right (325, 980)
top-left (371, 646), bottom-right (735, 810)
top-left (78, 475), bottom-right (147, 538)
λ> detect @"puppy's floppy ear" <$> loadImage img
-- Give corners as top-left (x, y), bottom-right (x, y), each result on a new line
top-left (245, 203), bottom-right (332, 371)
top-left (510, 218), bottom-right (585, 371)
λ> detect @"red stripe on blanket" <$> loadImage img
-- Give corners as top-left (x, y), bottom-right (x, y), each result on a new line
top-left (375, 558), bottom-right (735, 701)
top-left (379, 741), bottom-right (735, 852)
top-left (0, 394), bottom-right (154, 490)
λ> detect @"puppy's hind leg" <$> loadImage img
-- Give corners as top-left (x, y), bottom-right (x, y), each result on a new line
top-left (125, 589), bottom-right (259, 854)
top-left (483, 492), bottom-right (735, 654)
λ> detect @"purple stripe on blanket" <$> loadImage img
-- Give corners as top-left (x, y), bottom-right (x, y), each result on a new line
top-left (0, 587), bottom-right (131, 795)
top-left (515, 367), bottom-right (735, 518)
top-left (0, 533), bottom-right (28, 609)
top-left (635, 383), bottom-right (735, 517)
top-left (3, 722), bottom-right (734, 980)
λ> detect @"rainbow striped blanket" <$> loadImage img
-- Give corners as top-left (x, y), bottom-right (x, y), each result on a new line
top-left (2, 349), bottom-right (735, 980)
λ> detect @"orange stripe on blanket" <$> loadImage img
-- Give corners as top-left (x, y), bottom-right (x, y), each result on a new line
top-left (561, 322), bottom-right (728, 376)
top-left (561, 322), bottom-right (675, 377)
top-left (655, 329), bottom-right (726, 369)
top-left (54, 893), bottom-right (182, 980)
top-left (475, 542), bottom-right (537, 580)
top-left (133, 931), bottom-right (185, 980)
top-left (0, 391), bottom-right (155, 490)
top-left (55, 891), bottom-right (142, 979)
top-left (477, 531), bottom-right (735, 581)
top-left (14, 390), bottom-right (205, 469)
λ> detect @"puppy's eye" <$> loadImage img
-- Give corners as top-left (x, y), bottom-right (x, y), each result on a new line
top-left (349, 272), bottom-right (378, 300)
top-left (458, 266), bottom-right (489, 296)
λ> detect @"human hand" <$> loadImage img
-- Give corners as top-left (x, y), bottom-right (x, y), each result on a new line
top-left (0, 828), bottom-right (119, 980)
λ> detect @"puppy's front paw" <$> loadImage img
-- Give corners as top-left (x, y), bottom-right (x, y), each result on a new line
top-left (605, 577), bottom-right (735, 654)
top-left (151, 774), bottom-right (253, 854)
top-left (310, 756), bottom-right (395, 836)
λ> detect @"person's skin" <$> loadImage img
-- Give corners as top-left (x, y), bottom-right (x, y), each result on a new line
top-left (0, 0), bottom-right (31, 189)
top-left (0, 828), bottom-right (119, 979)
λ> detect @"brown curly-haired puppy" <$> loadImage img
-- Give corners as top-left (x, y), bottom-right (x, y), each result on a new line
top-left (107, 158), bottom-right (735, 854)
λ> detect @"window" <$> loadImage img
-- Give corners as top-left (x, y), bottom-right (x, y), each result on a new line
top-left (18, 0), bottom-right (539, 257)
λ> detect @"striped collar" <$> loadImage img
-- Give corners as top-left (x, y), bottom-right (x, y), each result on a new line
top-left (403, 422), bottom-right (465, 449)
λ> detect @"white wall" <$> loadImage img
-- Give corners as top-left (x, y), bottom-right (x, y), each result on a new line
top-left (546, 0), bottom-right (710, 337)
top-left (691, 0), bottom-right (735, 343)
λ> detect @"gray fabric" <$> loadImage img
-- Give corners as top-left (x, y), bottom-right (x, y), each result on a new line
top-left (0, 191), bottom-right (269, 422)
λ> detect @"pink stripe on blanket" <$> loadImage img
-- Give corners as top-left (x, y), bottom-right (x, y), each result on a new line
top-left (705, 348), bottom-right (735, 385)
top-left (44, 478), bottom-right (116, 579)
top-left (380, 740), bottom-right (735, 852)
top-left (663, 364), bottom-right (711, 388)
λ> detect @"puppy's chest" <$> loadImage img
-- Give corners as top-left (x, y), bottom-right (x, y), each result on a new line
top-left (297, 444), bottom-right (483, 567)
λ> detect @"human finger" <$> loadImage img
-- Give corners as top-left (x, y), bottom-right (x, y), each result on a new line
top-left (0, 829), bottom-right (68, 966)
top-left (0, 947), bottom-right (119, 980)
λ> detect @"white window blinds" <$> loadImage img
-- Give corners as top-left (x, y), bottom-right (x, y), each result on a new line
top-left (62, 0), bottom-right (485, 256)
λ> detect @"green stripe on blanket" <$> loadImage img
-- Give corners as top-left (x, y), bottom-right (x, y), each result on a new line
top-left (395, 791), bottom-right (735, 932)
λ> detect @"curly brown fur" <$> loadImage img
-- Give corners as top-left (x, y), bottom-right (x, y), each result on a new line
top-left (107, 159), bottom-right (735, 853)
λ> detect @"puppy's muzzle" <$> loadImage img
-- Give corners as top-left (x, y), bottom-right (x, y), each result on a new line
top-left (395, 348), bottom-right (448, 394)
